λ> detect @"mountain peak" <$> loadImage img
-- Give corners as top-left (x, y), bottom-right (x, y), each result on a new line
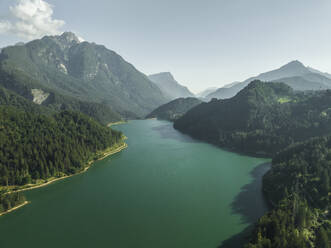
top-left (60, 32), bottom-right (80, 43)
top-left (282, 60), bottom-right (305, 69)
top-left (150, 72), bottom-right (175, 81)
top-left (148, 72), bottom-right (194, 100)
top-left (42, 32), bottom-right (82, 50)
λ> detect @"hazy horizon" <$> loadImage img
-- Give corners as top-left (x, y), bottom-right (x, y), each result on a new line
top-left (1, 0), bottom-right (330, 93)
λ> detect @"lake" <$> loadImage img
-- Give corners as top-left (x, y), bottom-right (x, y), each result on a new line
top-left (0, 120), bottom-right (270, 248)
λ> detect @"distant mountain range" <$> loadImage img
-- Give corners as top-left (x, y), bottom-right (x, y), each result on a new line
top-left (148, 72), bottom-right (194, 100)
top-left (0, 32), bottom-right (169, 123)
top-left (206, 61), bottom-right (331, 100)
top-left (196, 87), bottom-right (218, 98)
top-left (146, 97), bottom-right (202, 121)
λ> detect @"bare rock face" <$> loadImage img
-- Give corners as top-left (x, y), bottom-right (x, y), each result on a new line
top-left (58, 63), bottom-right (68, 74)
top-left (31, 89), bottom-right (50, 104)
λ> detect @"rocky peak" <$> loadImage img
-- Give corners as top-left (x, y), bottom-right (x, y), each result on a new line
top-left (42, 32), bottom-right (81, 52)
top-left (149, 72), bottom-right (176, 83)
top-left (60, 32), bottom-right (80, 43)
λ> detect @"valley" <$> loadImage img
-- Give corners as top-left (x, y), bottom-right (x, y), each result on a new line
top-left (0, 120), bottom-right (269, 248)
top-left (0, 24), bottom-right (330, 248)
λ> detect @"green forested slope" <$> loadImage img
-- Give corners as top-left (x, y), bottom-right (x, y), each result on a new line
top-left (0, 107), bottom-right (123, 187)
top-left (174, 81), bottom-right (331, 156)
top-left (0, 83), bottom-right (125, 214)
top-left (0, 68), bottom-right (121, 124)
top-left (0, 85), bottom-right (50, 114)
top-left (246, 136), bottom-right (331, 248)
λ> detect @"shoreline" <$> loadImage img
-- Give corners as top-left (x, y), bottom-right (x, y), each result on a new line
top-left (107, 120), bottom-right (128, 127)
top-left (4, 142), bottom-right (128, 195)
top-left (0, 201), bottom-right (30, 217)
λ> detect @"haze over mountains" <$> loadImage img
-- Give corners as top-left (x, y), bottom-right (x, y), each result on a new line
top-left (0, 32), bottom-right (169, 123)
top-left (6, 32), bottom-right (331, 124)
top-left (196, 87), bottom-right (218, 98)
top-left (206, 60), bottom-right (331, 100)
top-left (146, 97), bottom-right (202, 121)
top-left (148, 72), bottom-right (195, 100)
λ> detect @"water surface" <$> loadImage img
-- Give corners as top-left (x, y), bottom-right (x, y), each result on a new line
top-left (0, 120), bottom-right (269, 248)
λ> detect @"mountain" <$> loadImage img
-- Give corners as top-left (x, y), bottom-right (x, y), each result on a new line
top-left (206, 61), bottom-right (331, 100)
top-left (174, 80), bottom-right (331, 156)
top-left (148, 72), bottom-right (194, 100)
top-left (0, 32), bottom-right (168, 122)
top-left (196, 87), bottom-right (218, 98)
top-left (146, 97), bottom-right (202, 121)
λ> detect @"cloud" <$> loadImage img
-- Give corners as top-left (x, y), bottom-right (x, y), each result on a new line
top-left (0, 0), bottom-right (65, 40)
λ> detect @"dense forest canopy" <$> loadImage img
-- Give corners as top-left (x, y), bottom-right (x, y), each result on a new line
top-left (0, 192), bottom-right (26, 214)
top-left (0, 106), bottom-right (124, 187)
top-left (246, 136), bottom-right (331, 248)
top-left (0, 81), bottom-right (125, 214)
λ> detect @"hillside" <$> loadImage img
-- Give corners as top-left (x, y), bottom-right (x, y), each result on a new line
top-left (0, 107), bottom-right (124, 187)
top-left (148, 72), bottom-right (194, 100)
top-left (207, 61), bottom-right (331, 100)
top-left (0, 32), bottom-right (168, 121)
top-left (246, 136), bottom-right (331, 247)
top-left (146, 97), bottom-right (202, 121)
top-left (0, 85), bottom-right (50, 114)
top-left (0, 105), bottom-right (126, 214)
top-left (174, 80), bottom-right (331, 156)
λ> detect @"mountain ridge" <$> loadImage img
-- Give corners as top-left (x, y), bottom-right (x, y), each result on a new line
top-left (206, 61), bottom-right (331, 100)
top-left (0, 32), bottom-right (168, 122)
top-left (148, 72), bottom-right (194, 100)
top-left (146, 97), bottom-right (202, 121)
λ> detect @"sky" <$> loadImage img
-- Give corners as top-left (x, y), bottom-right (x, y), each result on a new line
top-left (0, 0), bottom-right (330, 93)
